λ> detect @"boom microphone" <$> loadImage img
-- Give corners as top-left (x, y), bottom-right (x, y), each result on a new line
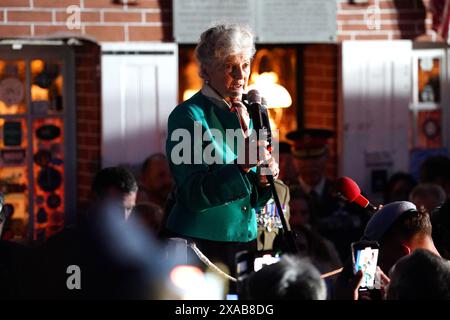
top-left (335, 177), bottom-right (378, 214)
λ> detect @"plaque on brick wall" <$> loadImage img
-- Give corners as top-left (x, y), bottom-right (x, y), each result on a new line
top-left (256, 0), bottom-right (336, 43)
top-left (173, 0), bottom-right (256, 43)
top-left (173, 0), bottom-right (336, 43)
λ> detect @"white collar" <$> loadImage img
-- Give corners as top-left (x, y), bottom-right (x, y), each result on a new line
top-left (201, 83), bottom-right (232, 111)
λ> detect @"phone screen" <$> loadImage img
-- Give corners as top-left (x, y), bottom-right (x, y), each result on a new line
top-left (353, 245), bottom-right (379, 290)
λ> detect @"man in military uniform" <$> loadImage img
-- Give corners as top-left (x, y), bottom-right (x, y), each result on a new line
top-left (286, 128), bottom-right (367, 261)
top-left (277, 142), bottom-right (298, 187)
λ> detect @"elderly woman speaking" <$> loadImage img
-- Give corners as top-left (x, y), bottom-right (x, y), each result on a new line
top-left (164, 24), bottom-right (279, 278)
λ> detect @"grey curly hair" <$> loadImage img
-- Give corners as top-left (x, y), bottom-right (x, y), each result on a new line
top-left (195, 23), bottom-right (256, 79)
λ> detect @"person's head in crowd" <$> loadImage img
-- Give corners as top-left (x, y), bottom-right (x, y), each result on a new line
top-left (363, 201), bottom-right (440, 273)
top-left (420, 155), bottom-right (450, 197)
top-left (383, 172), bottom-right (417, 204)
top-left (409, 183), bottom-right (446, 214)
top-left (431, 198), bottom-right (450, 259)
top-left (386, 248), bottom-right (450, 300)
top-left (276, 141), bottom-right (297, 185)
top-left (83, 202), bottom-right (175, 299)
top-left (195, 23), bottom-right (255, 100)
top-left (129, 201), bottom-right (164, 235)
top-left (138, 153), bottom-right (173, 207)
top-left (286, 128), bottom-right (333, 188)
top-left (245, 254), bottom-right (327, 300)
top-left (292, 224), bottom-right (342, 275)
top-left (289, 185), bottom-right (315, 229)
top-left (91, 166), bottom-right (138, 220)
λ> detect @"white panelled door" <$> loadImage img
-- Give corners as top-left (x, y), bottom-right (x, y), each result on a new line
top-left (101, 43), bottom-right (178, 168)
top-left (341, 41), bottom-right (412, 200)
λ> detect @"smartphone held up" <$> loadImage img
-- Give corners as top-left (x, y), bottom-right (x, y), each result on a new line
top-left (351, 241), bottom-right (380, 291)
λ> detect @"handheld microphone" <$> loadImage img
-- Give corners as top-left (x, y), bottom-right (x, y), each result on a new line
top-left (247, 89), bottom-right (272, 147)
top-left (335, 177), bottom-right (378, 214)
top-left (247, 90), bottom-right (299, 254)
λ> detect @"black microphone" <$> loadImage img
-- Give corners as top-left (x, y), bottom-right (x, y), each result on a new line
top-left (247, 89), bottom-right (272, 147)
top-left (247, 90), bottom-right (299, 254)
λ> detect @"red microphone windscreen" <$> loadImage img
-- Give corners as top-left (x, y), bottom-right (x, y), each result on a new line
top-left (335, 177), bottom-right (370, 208)
top-left (335, 177), bottom-right (360, 201)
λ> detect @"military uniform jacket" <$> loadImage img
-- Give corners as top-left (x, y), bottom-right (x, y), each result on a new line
top-left (165, 91), bottom-right (272, 242)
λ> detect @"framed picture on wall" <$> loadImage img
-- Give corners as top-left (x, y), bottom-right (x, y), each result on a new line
top-left (417, 110), bottom-right (442, 148)
top-left (411, 49), bottom-right (445, 111)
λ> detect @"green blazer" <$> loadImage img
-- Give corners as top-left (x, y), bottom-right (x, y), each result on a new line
top-left (165, 92), bottom-right (272, 242)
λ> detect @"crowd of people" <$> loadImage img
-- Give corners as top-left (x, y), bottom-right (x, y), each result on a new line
top-left (1, 23), bottom-right (450, 300)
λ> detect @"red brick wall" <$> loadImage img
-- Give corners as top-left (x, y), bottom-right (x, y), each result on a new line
top-left (0, 0), bottom-right (439, 187)
top-left (74, 41), bottom-right (102, 208)
top-left (337, 0), bottom-right (432, 41)
top-left (0, 0), bottom-right (172, 42)
top-left (0, 1), bottom-right (437, 43)
top-left (303, 44), bottom-right (338, 178)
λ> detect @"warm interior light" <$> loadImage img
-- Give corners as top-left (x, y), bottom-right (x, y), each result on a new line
top-left (181, 60), bottom-right (202, 102)
top-left (0, 101), bottom-right (19, 115)
top-left (31, 84), bottom-right (49, 101)
top-left (182, 89), bottom-right (198, 101)
top-left (169, 265), bottom-right (223, 300)
top-left (170, 265), bottom-right (204, 290)
top-left (31, 59), bottom-right (44, 74)
top-left (247, 72), bottom-right (292, 109)
top-left (31, 59), bottom-right (49, 101)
